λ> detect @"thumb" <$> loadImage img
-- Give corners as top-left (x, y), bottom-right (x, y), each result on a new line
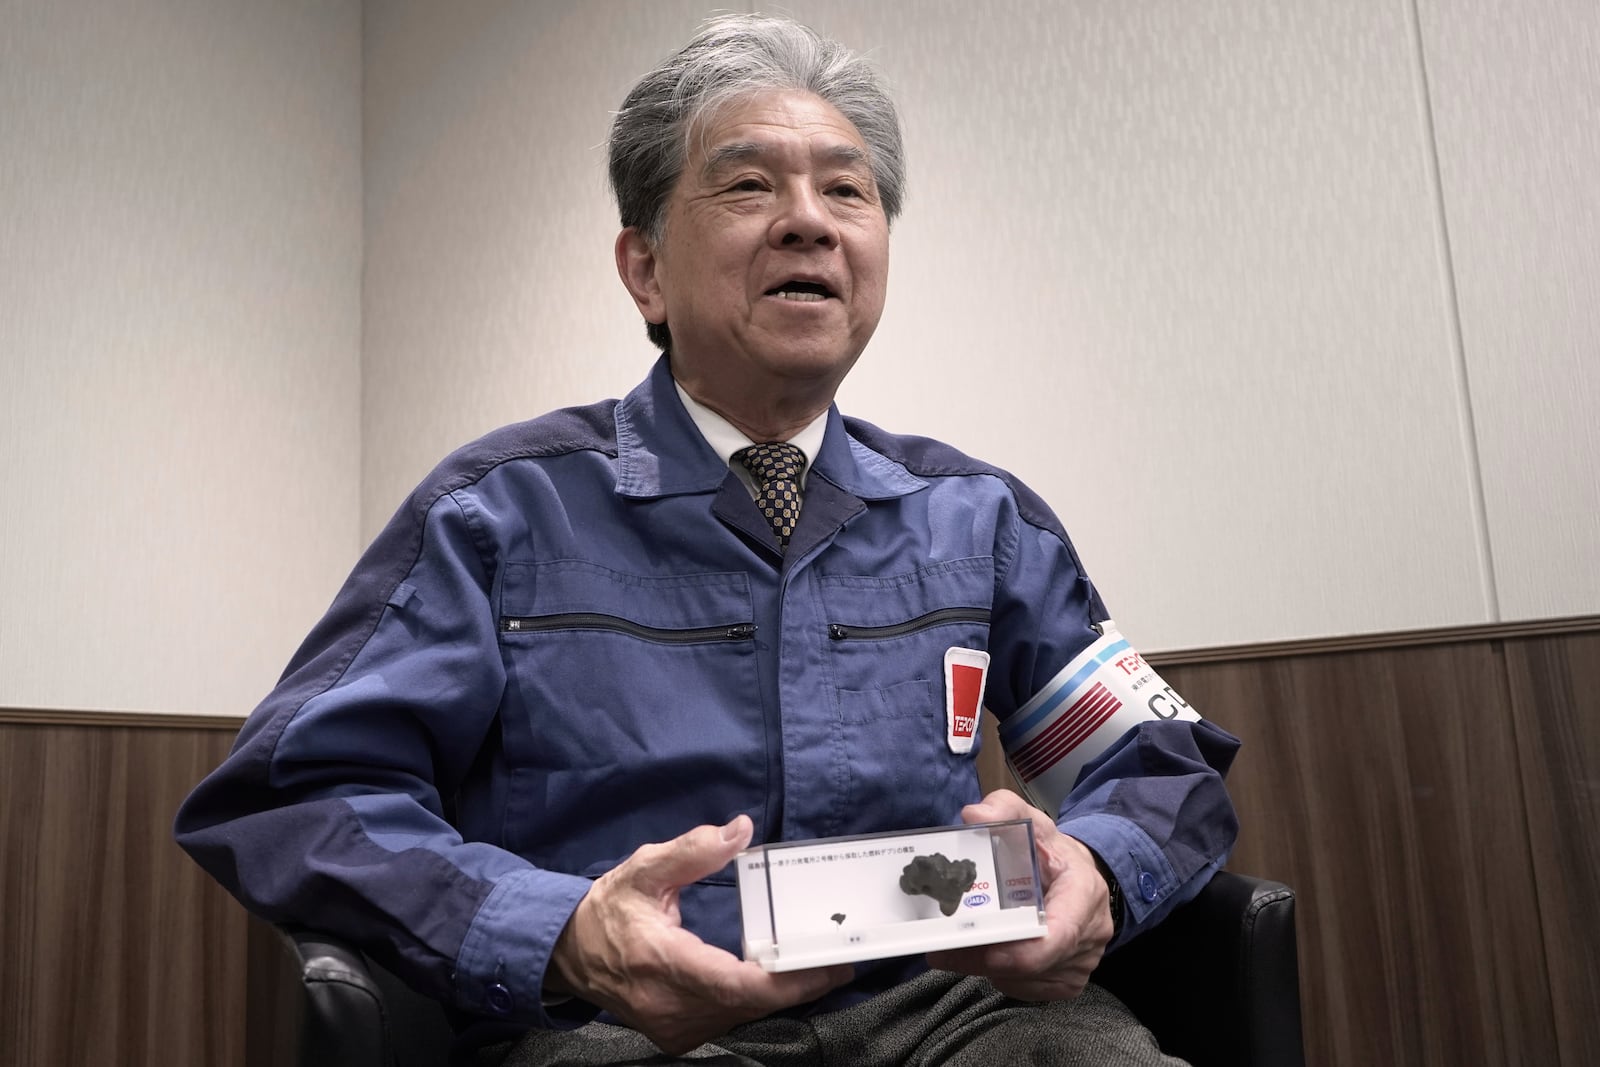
top-left (965, 788), bottom-right (1032, 823)
top-left (627, 814), bottom-right (753, 895)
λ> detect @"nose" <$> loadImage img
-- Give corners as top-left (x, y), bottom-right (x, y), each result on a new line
top-left (768, 183), bottom-right (838, 249)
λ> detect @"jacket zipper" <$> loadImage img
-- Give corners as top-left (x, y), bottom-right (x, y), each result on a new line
top-left (501, 612), bottom-right (757, 644)
top-left (827, 607), bottom-right (991, 641)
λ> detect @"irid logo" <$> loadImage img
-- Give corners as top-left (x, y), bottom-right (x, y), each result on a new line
top-left (964, 893), bottom-right (991, 908)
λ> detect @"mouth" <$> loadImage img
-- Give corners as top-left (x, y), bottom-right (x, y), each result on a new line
top-left (764, 280), bottom-right (837, 303)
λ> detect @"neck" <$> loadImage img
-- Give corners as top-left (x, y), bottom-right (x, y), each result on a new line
top-left (674, 378), bottom-right (833, 443)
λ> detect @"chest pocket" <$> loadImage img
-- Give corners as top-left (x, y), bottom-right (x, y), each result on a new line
top-left (817, 556), bottom-right (995, 722)
top-left (815, 557), bottom-right (994, 832)
top-left (495, 559), bottom-right (764, 872)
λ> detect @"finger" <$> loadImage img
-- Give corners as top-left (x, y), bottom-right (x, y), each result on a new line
top-left (928, 921), bottom-right (1065, 975)
top-left (668, 936), bottom-right (853, 1015)
top-left (967, 787), bottom-right (1041, 820)
top-left (930, 935), bottom-right (1095, 1001)
top-left (722, 960), bottom-right (856, 1014)
top-left (962, 790), bottom-right (1061, 841)
top-left (958, 788), bottom-right (1023, 824)
top-left (624, 815), bottom-right (753, 896)
top-left (782, 963), bottom-right (857, 1002)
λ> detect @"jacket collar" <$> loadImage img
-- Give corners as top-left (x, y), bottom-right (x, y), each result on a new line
top-left (613, 355), bottom-right (927, 501)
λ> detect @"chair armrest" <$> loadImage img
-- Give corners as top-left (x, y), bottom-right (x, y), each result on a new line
top-left (1092, 871), bottom-right (1304, 1067)
top-left (263, 925), bottom-right (456, 1067)
top-left (276, 927), bottom-right (395, 1067)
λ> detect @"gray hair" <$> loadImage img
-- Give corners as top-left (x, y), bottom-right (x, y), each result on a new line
top-left (608, 14), bottom-right (906, 351)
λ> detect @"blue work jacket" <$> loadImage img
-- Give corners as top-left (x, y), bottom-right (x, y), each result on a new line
top-left (175, 355), bottom-right (1239, 1039)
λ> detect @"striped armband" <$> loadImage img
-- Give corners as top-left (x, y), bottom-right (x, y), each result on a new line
top-left (999, 623), bottom-right (1201, 814)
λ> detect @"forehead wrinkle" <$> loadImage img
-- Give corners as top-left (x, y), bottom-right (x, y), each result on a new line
top-left (700, 138), bottom-right (872, 181)
top-left (820, 143), bottom-right (870, 170)
top-left (700, 140), bottom-right (765, 178)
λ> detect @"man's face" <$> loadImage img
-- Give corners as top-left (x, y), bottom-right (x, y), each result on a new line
top-left (617, 90), bottom-right (890, 419)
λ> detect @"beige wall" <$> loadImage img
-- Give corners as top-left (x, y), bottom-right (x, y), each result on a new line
top-left (0, 0), bottom-right (363, 715)
top-left (3, 0), bottom-right (1595, 716)
top-left (361, 1), bottom-right (713, 538)
top-left (1416, 0), bottom-right (1600, 621)
top-left (361, 0), bottom-right (1600, 653)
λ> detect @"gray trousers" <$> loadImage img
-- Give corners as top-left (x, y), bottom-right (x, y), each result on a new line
top-left (483, 971), bottom-right (1188, 1067)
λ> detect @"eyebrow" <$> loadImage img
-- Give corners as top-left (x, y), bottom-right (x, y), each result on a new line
top-left (700, 140), bottom-right (872, 178)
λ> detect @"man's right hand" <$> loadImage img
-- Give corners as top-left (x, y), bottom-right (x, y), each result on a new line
top-left (546, 815), bottom-right (853, 1054)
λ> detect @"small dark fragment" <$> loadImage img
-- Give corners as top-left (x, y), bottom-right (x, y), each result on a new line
top-left (831, 913), bottom-right (846, 926)
top-left (899, 853), bottom-right (978, 916)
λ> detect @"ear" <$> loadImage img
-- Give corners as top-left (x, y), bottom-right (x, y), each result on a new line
top-left (615, 227), bottom-right (667, 325)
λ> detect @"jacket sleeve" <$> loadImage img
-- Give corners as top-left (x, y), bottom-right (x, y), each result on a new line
top-left (173, 483), bottom-right (593, 1030)
top-left (1056, 718), bottom-right (1240, 949)
top-left (986, 493), bottom-right (1241, 950)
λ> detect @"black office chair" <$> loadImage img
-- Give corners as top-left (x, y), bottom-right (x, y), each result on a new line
top-left (262, 870), bottom-right (1302, 1067)
top-left (1094, 871), bottom-right (1303, 1067)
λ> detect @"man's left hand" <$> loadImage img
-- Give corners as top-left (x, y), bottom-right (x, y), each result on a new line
top-left (924, 789), bottom-right (1114, 1001)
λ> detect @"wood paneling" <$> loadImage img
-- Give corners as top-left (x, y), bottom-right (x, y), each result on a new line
top-left (245, 915), bottom-right (305, 1067)
top-left (1504, 631), bottom-right (1600, 1066)
top-left (0, 720), bottom-right (249, 1067)
top-left (975, 623), bottom-right (1600, 1066)
top-left (1164, 644), bottom-right (1559, 1067)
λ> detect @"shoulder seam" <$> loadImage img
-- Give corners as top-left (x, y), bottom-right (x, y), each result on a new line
top-left (841, 415), bottom-right (1066, 538)
top-left (257, 402), bottom-right (621, 766)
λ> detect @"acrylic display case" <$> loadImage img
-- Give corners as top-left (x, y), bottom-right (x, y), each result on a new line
top-left (737, 819), bottom-right (1048, 972)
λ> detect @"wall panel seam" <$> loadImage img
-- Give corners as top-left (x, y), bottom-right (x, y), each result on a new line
top-left (1489, 636), bottom-right (1565, 1059)
top-left (1406, 0), bottom-right (1501, 621)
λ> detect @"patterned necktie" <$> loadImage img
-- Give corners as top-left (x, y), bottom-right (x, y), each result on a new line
top-left (736, 442), bottom-right (806, 550)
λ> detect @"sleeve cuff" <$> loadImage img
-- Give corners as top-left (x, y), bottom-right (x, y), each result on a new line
top-left (453, 866), bottom-right (596, 1029)
top-left (1060, 812), bottom-right (1182, 950)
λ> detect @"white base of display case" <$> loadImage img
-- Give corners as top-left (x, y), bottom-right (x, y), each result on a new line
top-left (746, 905), bottom-right (1047, 972)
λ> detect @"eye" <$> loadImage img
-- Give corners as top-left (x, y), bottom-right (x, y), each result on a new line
top-left (829, 182), bottom-right (864, 198)
top-left (729, 178), bottom-right (767, 193)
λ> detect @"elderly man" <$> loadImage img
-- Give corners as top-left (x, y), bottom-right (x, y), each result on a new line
top-left (176, 14), bottom-right (1238, 1066)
